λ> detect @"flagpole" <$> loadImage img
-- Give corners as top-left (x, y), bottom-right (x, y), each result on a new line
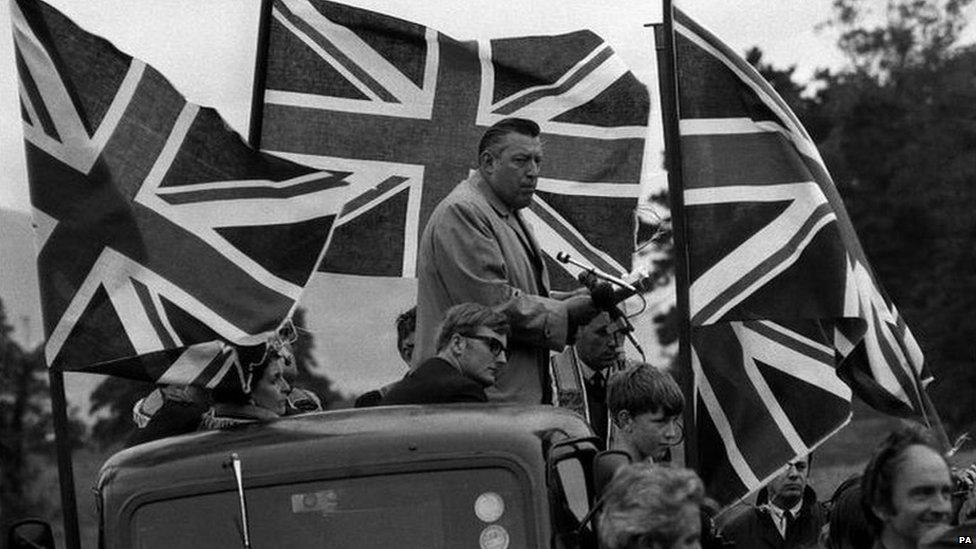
top-left (913, 367), bottom-right (951, 451)
top-left (247, 0), bottom-right (274, 148)
top-left (654, 0), bottom-right (698, 471)
top-left (49, 368), bottom-right (81, 549)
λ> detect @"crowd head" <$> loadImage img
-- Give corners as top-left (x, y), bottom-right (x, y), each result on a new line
top-left (608, 362), bottom-right (685, 462)
top-left (576, 311), bottom-right (626, 371)
top-left (477, 117), bottom-right (543, 210)
top-left (395, 306), bottom-right (417, 365)
top-left (598, 462), bottom-right (704, 549)
top-left (435, 302), bottom-right (510, 387)
top-left (766, 455), bottom-right (812, 509)
top-left (861, 424), bottom-right (952, 547)
top-left (212, 342), bottom-right (292, 416)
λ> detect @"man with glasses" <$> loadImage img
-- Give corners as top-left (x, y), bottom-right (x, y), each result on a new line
top-left (414, 117), bottom-right (600, 405)
top-left (383, 303), bottom-right (510, 405)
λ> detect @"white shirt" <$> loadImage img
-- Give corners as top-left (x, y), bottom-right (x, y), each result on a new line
top-left (766, 500), bottom-right (803, 538)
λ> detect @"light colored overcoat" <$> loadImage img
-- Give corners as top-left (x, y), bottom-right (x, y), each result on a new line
top-left (414, 171), bottom-right (569, 403)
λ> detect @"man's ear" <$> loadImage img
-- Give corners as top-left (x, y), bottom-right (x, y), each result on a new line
top-left (613, 410), bottom-right (632, 429)
top-left (479, 150), bottom-right (495, 174)
top-left (449, 333), bottom-right (466, 356)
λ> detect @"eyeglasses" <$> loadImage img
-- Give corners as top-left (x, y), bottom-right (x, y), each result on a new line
top-left (464, 334), bottom-right (507, 357)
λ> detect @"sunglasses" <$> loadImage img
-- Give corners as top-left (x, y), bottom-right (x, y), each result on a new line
top-left (464, 334), bottom-right (507, 357)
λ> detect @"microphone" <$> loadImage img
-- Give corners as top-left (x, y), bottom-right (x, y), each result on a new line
top-left (588, 280), bottom-right (637, 313)
top-left (555, 252), bottom-right (637, 292)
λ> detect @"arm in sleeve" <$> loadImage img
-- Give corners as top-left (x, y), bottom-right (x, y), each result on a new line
top-left (430, 201), bottom-right (568, 351)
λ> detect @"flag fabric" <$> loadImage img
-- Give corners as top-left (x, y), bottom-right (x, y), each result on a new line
top-left (12, 0), bottom-right (349, 386)
top-left (671, 8), bottom-right (931, 505)
top-left (256, 0), bottom-right (651, 288)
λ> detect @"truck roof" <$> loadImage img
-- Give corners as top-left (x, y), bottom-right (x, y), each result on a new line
top-left (99, 404), bottom-right (593, 520)
top-left (98, 405), bottom-right (596, 548)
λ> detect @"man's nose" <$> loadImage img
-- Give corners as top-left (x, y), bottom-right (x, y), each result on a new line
top-left (526, 158), bottom-right (540, 176)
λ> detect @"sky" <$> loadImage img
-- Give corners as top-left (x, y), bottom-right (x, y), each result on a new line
top-left (0, 0), bottom-right (867, 404)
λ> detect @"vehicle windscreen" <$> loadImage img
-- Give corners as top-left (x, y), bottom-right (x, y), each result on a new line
top-left (131, 467), bottom-right (531, 548)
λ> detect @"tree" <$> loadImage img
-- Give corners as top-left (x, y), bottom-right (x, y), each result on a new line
top-left (813, 0), bottom-right (976, 434)
top-left (291, 307), bottom-right (345, 408)
top-left (0, 299), bottom-right (84, 527)
top-left (824, 0), bottom-right (974, 78)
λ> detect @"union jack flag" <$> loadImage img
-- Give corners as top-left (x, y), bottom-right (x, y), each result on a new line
top-left (256, 0), bottom-right (651, 287)
top-left (671, 8), bottom-right (932, 505)
top-left (12, 0), bottom-right (348, 386)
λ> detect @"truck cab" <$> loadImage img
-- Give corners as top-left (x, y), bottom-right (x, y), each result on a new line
top-left (93, 404), bottom-right (601, 548)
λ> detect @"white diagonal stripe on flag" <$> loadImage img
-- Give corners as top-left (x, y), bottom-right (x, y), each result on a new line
top-left (693, 346), bottom-right (761, 490)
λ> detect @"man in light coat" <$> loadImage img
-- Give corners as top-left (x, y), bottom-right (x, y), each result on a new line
top-left (414, 118), bottom-right (599, 403)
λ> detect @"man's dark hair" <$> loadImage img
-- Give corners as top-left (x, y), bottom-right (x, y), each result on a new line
top-left (477, 117), bottom-right (541, 158)
top-left (395, 306), bottom-right (416, 347)
top-left (607, 361), bottom-right (684, 421)
top-left (434, 302), bottom-right (510, 352)
top-left (860, 424), bottom-right (947, 533)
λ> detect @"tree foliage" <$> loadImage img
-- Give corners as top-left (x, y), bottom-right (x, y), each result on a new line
top-left (0, 299), bottom-right (84, 527)
top-left (752, 0), bottom-right (976, 433)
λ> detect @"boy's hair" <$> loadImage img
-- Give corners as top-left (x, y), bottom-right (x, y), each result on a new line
top-left (607, 361), bottom-right (684, 421)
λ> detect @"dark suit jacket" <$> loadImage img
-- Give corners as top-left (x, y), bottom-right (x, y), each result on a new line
top-left (382, 357), bottom-right (488, 405)
top-left (720, 486), bottom-right (826, 549)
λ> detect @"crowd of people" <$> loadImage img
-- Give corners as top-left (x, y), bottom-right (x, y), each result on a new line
top-left (125, 118), bottom-right (976, 548)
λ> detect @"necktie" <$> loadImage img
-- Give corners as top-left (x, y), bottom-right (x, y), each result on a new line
top-left (784, 510), bottom-right (795, 538)
top-left (591, 371), bottom-right (605, 393)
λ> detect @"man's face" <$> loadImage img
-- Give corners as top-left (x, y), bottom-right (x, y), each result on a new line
top-left (483, 132), bottom-right (543, 210)
top-left (575, 312), bottom-right (625, 371)
top-left (624, 409), bottom-right (682, 462)
top-left (457, 328), bottom-right (508, 387)
top-left (397, 331), bottom-right (415, 365)
top-left (767, 457), bottom-right (810, 509)
top-left (879, 444), bottom-right (952, 545)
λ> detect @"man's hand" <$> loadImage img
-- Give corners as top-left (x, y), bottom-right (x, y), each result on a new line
top-left (565, 294), bottom-right (601, 328)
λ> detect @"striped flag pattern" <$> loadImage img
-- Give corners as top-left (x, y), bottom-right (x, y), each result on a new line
top-left (12, 0), bottom-right (348, 386)
top-left (256, 0), bottom-right (651, 288)
top-left (672, 9), bottom-right (931, 504)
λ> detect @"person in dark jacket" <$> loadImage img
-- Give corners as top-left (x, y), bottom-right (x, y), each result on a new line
top-left (383, 303), bottom-right (509, 405)
top-left (720, 454), bottom-right (826, 549)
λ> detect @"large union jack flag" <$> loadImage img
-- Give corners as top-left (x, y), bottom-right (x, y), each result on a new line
top-left (256, 0), bottom-right (651, 287)
top-left (12, 0), bottom-right (348, 386)
top-left (672, 9), bottom-right (932, 505)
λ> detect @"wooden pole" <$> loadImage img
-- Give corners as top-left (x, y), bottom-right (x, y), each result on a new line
top-left (653, 0), bottom-right (698, 471)
top-left (247, 0), bottom-right (274, 148)
top-left (48, 368), bottom-right (80, 549)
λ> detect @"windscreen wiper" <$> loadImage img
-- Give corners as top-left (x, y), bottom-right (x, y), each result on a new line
top-left (226, 452), bottom-right (252, 549)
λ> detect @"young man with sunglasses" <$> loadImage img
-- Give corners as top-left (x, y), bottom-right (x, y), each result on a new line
top-left (383, 303), bottom-right (510, 405)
